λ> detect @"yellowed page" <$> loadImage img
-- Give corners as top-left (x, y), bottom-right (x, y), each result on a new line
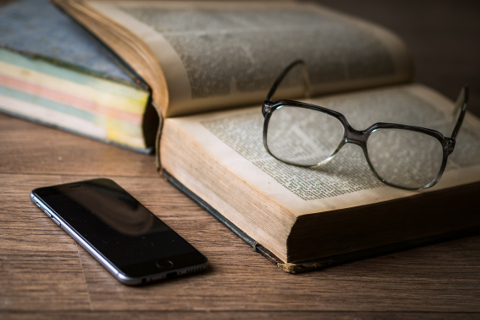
top-left (163, 84), bottom-right (480, 216)
top-left (83, 1), bottom-right (413, 117)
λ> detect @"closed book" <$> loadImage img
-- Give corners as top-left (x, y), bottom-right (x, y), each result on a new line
top-left (0, 0), bottom-right (158, 152)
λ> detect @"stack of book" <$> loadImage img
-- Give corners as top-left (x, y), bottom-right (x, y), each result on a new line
top-left (0, 0), bottom-right (157, 152)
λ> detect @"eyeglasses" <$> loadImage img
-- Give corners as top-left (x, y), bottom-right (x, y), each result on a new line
top-left (262, 60), bottom-right (469, 190)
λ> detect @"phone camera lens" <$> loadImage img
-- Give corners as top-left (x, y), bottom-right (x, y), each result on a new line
top-left (156, 259), bottom-right (174, 269)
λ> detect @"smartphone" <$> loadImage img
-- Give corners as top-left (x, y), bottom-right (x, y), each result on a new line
top-left (30, 178), bottom-right (208, 285)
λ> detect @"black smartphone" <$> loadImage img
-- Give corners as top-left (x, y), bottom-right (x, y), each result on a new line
top-left (30, 178), bottom-right (208, 285)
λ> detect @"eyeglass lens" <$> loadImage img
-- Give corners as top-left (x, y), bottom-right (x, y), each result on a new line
top-left (266, 106), bottom-right (344, 166)
top-left (367, 129), bottom-right (444, 189)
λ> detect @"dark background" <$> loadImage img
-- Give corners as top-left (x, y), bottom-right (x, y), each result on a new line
top-left (315, 0), bottom-right (480, 117)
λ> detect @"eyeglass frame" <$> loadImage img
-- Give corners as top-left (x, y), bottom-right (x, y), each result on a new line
top-left (261, 60), bottom-right (469, 190)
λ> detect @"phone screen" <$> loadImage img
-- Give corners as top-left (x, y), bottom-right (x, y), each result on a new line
top-left (33, 179), bottom-right (207, 280)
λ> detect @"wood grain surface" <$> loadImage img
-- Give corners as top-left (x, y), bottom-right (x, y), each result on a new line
top-left (1, 0), bottom-right (479, 319)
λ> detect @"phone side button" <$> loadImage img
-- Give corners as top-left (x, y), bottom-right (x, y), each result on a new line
top-left (51, 217), bottom-right (61, 227)
top-left (44, 208), bottom-right (53, 218)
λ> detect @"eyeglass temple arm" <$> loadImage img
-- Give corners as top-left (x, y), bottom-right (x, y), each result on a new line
top-left (450, 85), bottom-right (469, 140)
top-left (264, 59), bottom-right (312, 103)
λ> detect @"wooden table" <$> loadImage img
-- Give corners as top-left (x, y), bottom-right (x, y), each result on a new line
top-left (1, 0), bottom-right (479, 319)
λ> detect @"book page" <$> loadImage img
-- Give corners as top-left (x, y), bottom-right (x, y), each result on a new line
top-left (83, 1), bottom-right (412, 117)
top-left (165, 84), bottom-right (480, 216)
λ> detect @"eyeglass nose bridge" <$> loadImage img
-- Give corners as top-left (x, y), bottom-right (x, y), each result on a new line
top-left (343, 126), bottom-right (368, 150)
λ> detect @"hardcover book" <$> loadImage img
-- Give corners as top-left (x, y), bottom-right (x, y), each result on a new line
top-left (46, 0), bottom-right (480, 271)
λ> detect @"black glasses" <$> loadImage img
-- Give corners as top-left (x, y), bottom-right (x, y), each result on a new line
top-left (262, 60), bottom-right (469, 190)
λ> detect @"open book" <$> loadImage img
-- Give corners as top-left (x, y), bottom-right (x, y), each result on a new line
top-left (55, 0), bottom-right (480, 272)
